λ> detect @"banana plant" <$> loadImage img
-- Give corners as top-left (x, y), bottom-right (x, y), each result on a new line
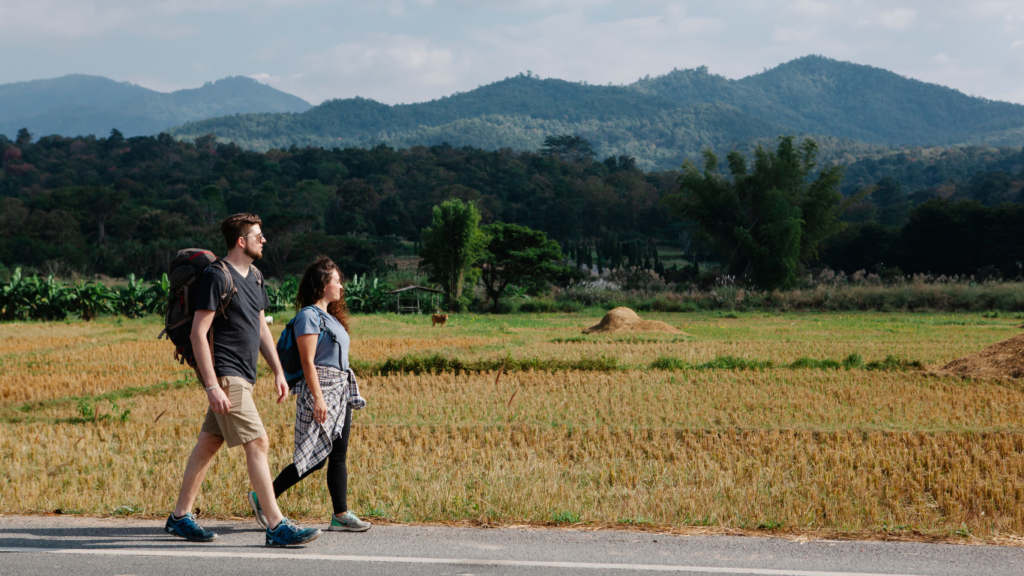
top-left (266, 276), bottom-right (299, 312)
top-left (0, 268), bottom-right (30, 321)
top-left (113, 274), bottom-right (148, 319)
top-left (345, 274), bottom-right (395, 313)
top-left (70, 282), bottom-right (114, 321)
top-left (504, 284), bottom-right (531, 301)
top-left (24, 274), bottom-right (72, 321)
top-left (145, 273), bottom-right (170, 314)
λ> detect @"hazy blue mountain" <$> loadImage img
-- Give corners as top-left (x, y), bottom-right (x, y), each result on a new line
top-left (0, 75), bottom-right (311, 139)
top-left (168, 75), bottom-right (804, 170)
top-left (159, 56), bottom-right (1024, 170)
top-left (0, 75), bottom-right (153, 122)
top-left (632, 56), bottom-right (1024, 144)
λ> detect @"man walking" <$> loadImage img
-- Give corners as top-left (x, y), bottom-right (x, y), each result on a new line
top-left (165, 213), bottom-right (321, 547)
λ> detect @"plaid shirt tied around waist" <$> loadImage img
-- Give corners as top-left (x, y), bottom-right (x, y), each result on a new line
top-left (292, 365), bottom-right (366, 476)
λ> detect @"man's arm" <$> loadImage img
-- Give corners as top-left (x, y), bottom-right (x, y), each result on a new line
top-left (191, 309), bottom-right (231, 414)
top-left (259, 310), bottom-right (289, 403)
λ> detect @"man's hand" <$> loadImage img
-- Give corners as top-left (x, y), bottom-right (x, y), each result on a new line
top-left (207, 386), bottom-right (231, 414)
top-left (275, 374), bottom-right (288, 404)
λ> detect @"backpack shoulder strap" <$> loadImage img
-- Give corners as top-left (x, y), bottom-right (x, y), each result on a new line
top-left (210, 260), bottom-right (237, 319)
top-left (249, 265), bottom-right (264, 287)
top-left (311, 306), bottom-right (340, 343)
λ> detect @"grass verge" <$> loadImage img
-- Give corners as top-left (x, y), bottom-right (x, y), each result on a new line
top-left (358, 352), bottom-right (924, 374)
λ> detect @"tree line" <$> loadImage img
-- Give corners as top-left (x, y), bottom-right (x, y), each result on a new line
top-left (0, 128), bottom-right (682, 281)
top-left (2, 127), bottom-right (1024, 292)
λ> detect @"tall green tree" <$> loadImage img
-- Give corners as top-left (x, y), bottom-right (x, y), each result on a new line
top-left (479, 222), bottom-right (563, 312)
top-left (540, 134), bottom-right (596, 163)
top-left (198, 185), bottom-right (227, 228)
top-left (83, 186), bottom-right (129, 245)
top-left (419, 199), bottom-right (488, 311)
top-left (873, 176), bottom-right (911, 227)
top-left (664, 136), bottom-right (845, 289)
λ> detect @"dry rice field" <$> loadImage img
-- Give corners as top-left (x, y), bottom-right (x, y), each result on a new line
top-left (2, 310), bottom-right (1024, 541)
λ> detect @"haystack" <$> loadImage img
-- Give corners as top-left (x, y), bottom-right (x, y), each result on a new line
top-left (938, 333), bottom-right (1024, 379)
top-left (582, 307), bottom-right (686, 335)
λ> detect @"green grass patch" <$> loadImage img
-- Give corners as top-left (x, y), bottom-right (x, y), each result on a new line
top-left (789, 357), bottom-right (843, 370)
top-left (865, 355), bottom-right (925, 371)
top-left (363, 351), bottom-right (928, 375)
top-left (649, 353), bottom-right (923, 372)
top-left (364, 353), bottom-right (620, 374)
top-left (549, 510), bottom-right (582, 524)
top-left (649, 355), bottom-right (775, 371)
top-left (0, 376), bottom-right (194, 423)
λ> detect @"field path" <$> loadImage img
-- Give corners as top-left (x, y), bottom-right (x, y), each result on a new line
top-left (0, 515), bottom-right (1020, 576)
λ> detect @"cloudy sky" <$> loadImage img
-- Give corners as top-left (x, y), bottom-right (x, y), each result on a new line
top-left (2, 0), bottom-right (1023, 105)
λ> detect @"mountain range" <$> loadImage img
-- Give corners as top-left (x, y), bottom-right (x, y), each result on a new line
top-left (0, 75), bottom-right (311, 139)
top-left (165, 56), bottom-right (1024, 170)
top-left (5, 57), bottom-right (1024, 171)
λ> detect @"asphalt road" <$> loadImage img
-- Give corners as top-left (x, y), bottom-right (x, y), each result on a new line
top-left (0, 516), bottom-right (1021, 576)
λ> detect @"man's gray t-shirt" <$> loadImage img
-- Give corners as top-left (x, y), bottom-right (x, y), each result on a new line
top-left (292, 307), bottom-right (350, 371)
top-left (195, 264), bottom-right (270, 383)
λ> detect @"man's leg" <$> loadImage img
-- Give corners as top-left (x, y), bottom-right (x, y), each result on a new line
top-left (242, 434), bottom-right (285, 528)
top-left (173, 431), bottom-right (224, 518)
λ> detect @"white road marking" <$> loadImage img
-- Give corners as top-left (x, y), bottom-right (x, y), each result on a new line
top-left (0, 546), bottom-right (933, 576)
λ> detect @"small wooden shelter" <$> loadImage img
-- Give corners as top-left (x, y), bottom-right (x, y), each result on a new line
top-left (388, 285), bottom-right (444, 314)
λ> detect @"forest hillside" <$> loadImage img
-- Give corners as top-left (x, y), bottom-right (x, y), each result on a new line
top-left (167, 56), bottom-right (1024, 170)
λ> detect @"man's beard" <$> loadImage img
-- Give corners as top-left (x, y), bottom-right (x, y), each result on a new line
top-left (244, 244), bottom-right (263, 260)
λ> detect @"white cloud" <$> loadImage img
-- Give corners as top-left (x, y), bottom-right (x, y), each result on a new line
top-left (878, 8), bottom-right (916, 31)
top-left (387, 1), bottom-right (406, 16)
top-left (276, 34), bottom-right (464, 103)
top-left (0, 0), bottom-right (325, 39)
top-left (772, 26), bottom-right (818, 43)
top-left (4, 0), bottom-right (1024, 106)
top-left (787, 0), bottom-right (835, 19)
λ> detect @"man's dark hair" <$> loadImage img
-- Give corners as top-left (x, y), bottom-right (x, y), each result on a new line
top-left (221, 213), bottom-right (262, 250)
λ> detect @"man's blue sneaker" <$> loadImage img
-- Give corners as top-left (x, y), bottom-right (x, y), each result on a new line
top-left (266, 517), bottom-right (321, 547)
top-left (165, 512), bottom-right (217, 542)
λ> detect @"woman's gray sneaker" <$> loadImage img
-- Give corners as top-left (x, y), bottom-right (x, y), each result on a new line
top-left (247, 490), bottom-right (268, 529)
top-left (329, 512), bottom-right (371, 532)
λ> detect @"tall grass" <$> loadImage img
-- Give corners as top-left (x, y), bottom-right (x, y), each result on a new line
top-left (2, 313), bottom-right (1024, 539)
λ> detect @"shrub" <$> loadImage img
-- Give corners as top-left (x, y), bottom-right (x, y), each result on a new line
top-left (519, 299), bottom-right (582, 313)
top-left (789, 357), bottom-right (842, 369)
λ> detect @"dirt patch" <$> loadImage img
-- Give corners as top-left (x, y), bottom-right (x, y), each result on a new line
top-left (582, 307), bottom-right (687, 335)
top-left (937, 334), bottom-right (1024, 379)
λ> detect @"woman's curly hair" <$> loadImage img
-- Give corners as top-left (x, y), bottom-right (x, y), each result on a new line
top-left (295, 256), bottom-right (350, 333)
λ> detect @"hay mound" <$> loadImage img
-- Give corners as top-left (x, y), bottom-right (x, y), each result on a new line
top-left (582, 307), bottom-right (686, 335)
top-left (939, 334), bottom-right (1024, 379)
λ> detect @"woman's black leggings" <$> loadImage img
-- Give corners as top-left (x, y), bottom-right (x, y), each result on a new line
top-left (272, 406), bottom-right (351, 514)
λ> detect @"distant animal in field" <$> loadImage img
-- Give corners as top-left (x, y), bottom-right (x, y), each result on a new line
top-left (265, 316), bottom-right (274, 326)
top-left (432, 313), bottom-right (448, 327)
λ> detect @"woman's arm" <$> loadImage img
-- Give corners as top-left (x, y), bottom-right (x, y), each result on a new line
top-left (297, 333), bottom-right (328, 424)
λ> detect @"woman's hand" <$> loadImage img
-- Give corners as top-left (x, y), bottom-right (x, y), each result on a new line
top-left (313, 395), bottom-right (328, 424)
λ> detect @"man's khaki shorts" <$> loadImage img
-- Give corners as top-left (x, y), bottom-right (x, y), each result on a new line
top-left (200, 375), bottom-right (267, 448)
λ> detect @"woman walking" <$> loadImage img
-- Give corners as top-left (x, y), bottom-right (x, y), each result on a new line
top-left (249, 256), bottom-right (371, 532)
